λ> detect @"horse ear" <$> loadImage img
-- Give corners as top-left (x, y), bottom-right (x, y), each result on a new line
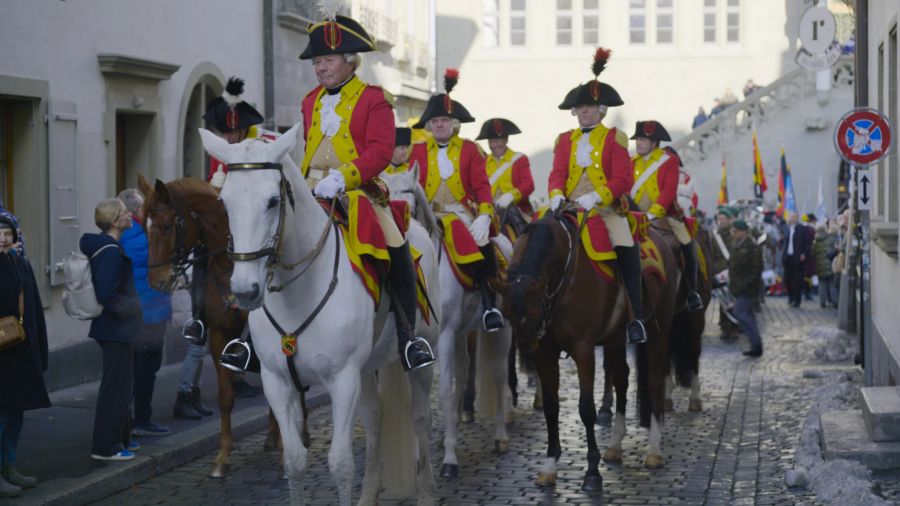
top-left (199, 128), bottom-right (233, 163)
top-left (137, 173), bottom-right (153, 197)
top-left (268, 122), bottom-right (301, 163)
top-left (154, 179), bottom-right (171, 204)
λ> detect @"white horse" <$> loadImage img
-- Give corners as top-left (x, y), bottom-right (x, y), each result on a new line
top-left (383, 167), bottom-right (512, 479)
top-left (199, 123), bottom-right (440, 506)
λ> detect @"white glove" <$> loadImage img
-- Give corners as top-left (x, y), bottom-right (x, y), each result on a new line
top-left (646, 212), bottom-right (657, 221)
top-left (496, 192), bottom-right (515, 209)
top-left (210, 163), bottom-right (226, 189)
top-left (575, 192), bottom-right (602, 210)
top-left (469, 214), bottom-right (491, 245)
top-left (313, 172), bottom-right (346, 199)
top-left (550, 194), bottom-right (566, 211)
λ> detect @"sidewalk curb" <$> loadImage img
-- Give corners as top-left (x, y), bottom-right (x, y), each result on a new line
top-left (19, 390), bottom-right (329, 506)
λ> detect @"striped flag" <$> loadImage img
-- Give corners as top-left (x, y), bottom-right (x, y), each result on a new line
top-left (717, 157), bottom-right (729, 205)
top-left (752, 130), bottom-right (768, 198)
top-left (775, 148), bottom-right (797, 218)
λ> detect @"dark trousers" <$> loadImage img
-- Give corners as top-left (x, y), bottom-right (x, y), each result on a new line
top-left (133, 323), bottom-right (166, 425)
top-left (784, 257), bottom-right (805, 305)
top-left (734, 296), bottom-right (762, 351)
top-left (91, 340), bottom-right (133, 456)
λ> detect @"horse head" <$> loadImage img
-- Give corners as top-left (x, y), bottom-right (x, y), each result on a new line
top-left (492, 217), bottom-right (569, 353)
top-left (199, 122), bottom-right (303, 309)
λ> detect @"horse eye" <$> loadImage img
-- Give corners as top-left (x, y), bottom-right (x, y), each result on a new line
top-left (267, 196), bottom-right (280, 210)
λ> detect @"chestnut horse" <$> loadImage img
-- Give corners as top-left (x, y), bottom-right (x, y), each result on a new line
top-left (493, 212), bottom-right (679, 493)
top-left (139, 175), bottom-right (280, 478)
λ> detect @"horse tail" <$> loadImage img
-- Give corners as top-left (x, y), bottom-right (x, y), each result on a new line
top-left (636, 342), bottom-right (652, 428)
top-left (379, 359), bottom-right (417, 497)
top-left (474, 330), bottom-right (509, 418)
top-left (518, 341), bottom-right (536, 375)
top-left (669, 311), bottom-right (694, 388)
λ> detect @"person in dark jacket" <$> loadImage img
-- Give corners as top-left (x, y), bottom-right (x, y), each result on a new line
top-left (729, 220), bottom-right (763, 357)
top-left (782, 211), bottom-right (812, 307)
top-left (118, 189), bottom-right (172, 437)
top-left (0, 216), bottom-right (49, 497)
top-left (812, 223), bottom-right (837, 308)
top-left (81, 199), bottom-right (142, 461)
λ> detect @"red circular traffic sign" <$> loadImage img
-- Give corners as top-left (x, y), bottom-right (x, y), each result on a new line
top-left (834, 108), bottom-right (893, 166)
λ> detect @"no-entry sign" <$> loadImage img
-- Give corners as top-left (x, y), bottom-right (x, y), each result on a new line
top-left (834, 108), bottom-right (893, 166)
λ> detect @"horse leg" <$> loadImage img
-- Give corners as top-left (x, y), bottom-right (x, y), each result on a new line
top-left (603, 340), bottom-right (629, 464)
top-left (209, 329), bottom-right (236, 478)
top-left (508, 335), bottom-right (519, 408)
top-left (688, 373), bottom-right (703, 412)
top-left (490, 327), bottom-right (512, 453)
top-left (259, 365), bottom-right (308, 506)
top-left (326, 367), bottom-right (362, 506)
top-left (688, 314), bottom-right (704, 412)
top-left (533, 373), bottom-right (543, 410)
top-left (534, 343), bottom-right (561, 487)
top-left (438, 326), bottom-right (469, 478)
top-left (664, 372), bottom-right (675, 413)
top-left (596, 347), bottom-right (614, 426)
top-left (356, 371), bottom-right (382, 506)
top-left (461, 331), bottom-right (477, 424)
top-left (572, 346), bottom-right (602, 492)
top-left (644, 352), bottom-right (668, 469)
top-left (409, 364), bottom-right (437, 505)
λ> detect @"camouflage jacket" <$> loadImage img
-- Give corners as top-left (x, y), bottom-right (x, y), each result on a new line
top-left (729, 235), bottom-right (762, 297)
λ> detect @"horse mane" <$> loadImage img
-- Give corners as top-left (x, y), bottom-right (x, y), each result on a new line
top-left (509, 219), bottom-right (556, 278)
top-left (411, 183), bottom-right (438, 234)
top-left (162, 177), bottom-right (219, 203)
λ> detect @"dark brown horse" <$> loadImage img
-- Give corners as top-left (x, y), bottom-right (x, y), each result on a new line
top-left (138, 175), bottom-right (280, 478)
top-left (493, 213), bottom-right (679, 493)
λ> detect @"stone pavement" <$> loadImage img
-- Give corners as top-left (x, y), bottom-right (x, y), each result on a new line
top-left (77, 297), bottom-right (893, 505)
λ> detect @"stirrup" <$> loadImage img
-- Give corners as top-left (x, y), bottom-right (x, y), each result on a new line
top-left (402, 336), bottom-right (435, 372)
top-left (482, 307), bottom-right (505, 333)
top-left (220, 339), bottom-right (251, 373)
top-left (182, 318), bottom-right (207, 346)
top-left (687, 291), bottom-right (704, 312)
top-left (626, 320), bottom-right (648, 344)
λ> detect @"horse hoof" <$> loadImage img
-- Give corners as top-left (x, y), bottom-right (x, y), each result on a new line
top-left (209, 462), bottom-right (231, 478)
top-left (644, 454), bottom-right (664, 469)
top-left (460, 411), bottom-right (474, 424)
top-left (581, 475), bottom-right (603, 492)
top-left (603, 447), bottom-right (623, 463)
top-left (664, 399), bottom-right (674, 412)
top-left (595, 409), bottom-right (613, 426)
top-left (688, 399), bottom-right (703, 412)
top-left (439, 463), bottom-right (459, 479)
top-left (494, 439), bottom-right (510, 454)
top-left (535, 471), bottom-right (556, 487)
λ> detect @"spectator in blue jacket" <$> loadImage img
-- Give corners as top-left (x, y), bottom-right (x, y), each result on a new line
top-left (118, 189), bottom-right (172, 437)
top-left (80, 198), bottom-right (142, 461)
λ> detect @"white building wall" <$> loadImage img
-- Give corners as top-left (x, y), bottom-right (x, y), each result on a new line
top-left (436, 0), bottom-right (800, 199)
top-left (0, 0), bottom-right (264, 350)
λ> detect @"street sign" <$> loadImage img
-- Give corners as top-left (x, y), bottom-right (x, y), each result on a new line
top-left (834, 108), bottom-right (893, 166)
top-left (858, 173), bottom-right (871, 210)
top-left (796, 6), bottom-right (842, 71)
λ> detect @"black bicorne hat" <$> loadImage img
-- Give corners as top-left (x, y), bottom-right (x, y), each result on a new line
top-left (476, 118), bottom-right (521, 140)
top-left (559, 47), bottom-right (624, 109)
top-left (413, 68), bottom-right (475, 129)
top-left (203, 77), bottom-right (264, 133)
top-left (630, 120), bottom-right (672, 142)
top-left (299, 15), bottom-right (377, 60)
top-left (395, 127), bottom-right (412, 147)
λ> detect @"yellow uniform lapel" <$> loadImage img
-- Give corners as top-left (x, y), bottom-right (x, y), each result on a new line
top-left (301, 75), bottom-right (367, 176)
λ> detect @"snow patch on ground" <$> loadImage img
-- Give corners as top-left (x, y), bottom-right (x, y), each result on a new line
top-left (786, 327), bottom-right (887, 505)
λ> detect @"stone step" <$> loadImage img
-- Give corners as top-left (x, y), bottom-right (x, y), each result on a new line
top-left (861, 387), bottom-right (900, 442)
top-left (819, 410), bottom-right (900, 471)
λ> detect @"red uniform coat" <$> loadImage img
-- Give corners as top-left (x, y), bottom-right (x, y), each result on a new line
top-left (508, 155), bottom-right (535, 213)
top-left (548, 127), bottom-right (633, 201)
top-left (409, 137), bottom-right (494, 213)
top-left (300, 80), bottom-right (394, 188)
top-left (631, 150), bottom-right (680, 216)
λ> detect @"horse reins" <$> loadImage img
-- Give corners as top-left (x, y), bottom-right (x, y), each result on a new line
top-left (529, 212), bottom-right (577, 341)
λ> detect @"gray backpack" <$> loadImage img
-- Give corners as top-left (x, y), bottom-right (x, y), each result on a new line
top-left (61, 244), bottom-right (117, 320)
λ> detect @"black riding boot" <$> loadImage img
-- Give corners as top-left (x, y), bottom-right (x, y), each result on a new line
top-left (388, 244), bottom-right (435, 372)
top-left (476, 244), bottom-right (505, 332)
top-left (220, 333), bottom-right (260, 373)
top-left (615, 245), bottom-right (647, 344)
top-left (682, 243), bottom-right (704, 312)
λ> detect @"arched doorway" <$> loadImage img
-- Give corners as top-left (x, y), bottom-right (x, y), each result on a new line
top-left (178, 63), bottom-right (225, 180)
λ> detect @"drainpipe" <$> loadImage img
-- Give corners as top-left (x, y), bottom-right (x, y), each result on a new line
top-left (263, 0), bottom-right (275, 130)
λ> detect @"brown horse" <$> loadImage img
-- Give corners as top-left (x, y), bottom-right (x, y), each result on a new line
top-left (659, 223), bottom-right (713, 413)
top-left (138, 175), bottom-right (280, 478)
top-left (493, 212), bottom-right (679, 493)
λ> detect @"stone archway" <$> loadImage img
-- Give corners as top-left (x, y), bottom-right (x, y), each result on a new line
top-left (177, 62), bottom-right (225, 180)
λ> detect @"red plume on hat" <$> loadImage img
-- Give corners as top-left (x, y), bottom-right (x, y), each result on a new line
top-left (592, 47), bottom-right (612, 79)
top-left (443, 68), bottom-right (459, 113)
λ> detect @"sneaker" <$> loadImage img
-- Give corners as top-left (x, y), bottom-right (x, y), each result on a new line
top-left (90, 450), bottom-right (136, 461)
top-left (131, 421), bottom-right (171, 437)
top-left (126, 441), bottom-right (141, 451)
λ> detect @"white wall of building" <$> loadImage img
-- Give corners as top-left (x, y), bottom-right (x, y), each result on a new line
top-left (436, 0), bottom-right (801, 198)
top-left (0, 0), bottom-right (264, 350)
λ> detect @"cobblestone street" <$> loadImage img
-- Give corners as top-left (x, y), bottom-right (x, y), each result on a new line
top-left (90, 298), bottom-right (892, 505)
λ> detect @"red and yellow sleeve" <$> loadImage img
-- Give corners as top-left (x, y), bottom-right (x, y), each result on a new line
top-left (654, 156), bottom-right (680, 214)
top-left (511, 155), bottom-right (534, 203)
top-left (603, 128), bottom-right (633, 199)
top-left (337, 87), bottom-right (395, 190)
top-left (548, 133), bottom-right (571, 199)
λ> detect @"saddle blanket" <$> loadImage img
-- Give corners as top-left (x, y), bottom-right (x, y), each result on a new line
top-left (321, 191), bottom-right (430, 324)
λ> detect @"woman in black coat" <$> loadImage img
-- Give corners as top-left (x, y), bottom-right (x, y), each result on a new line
top-left (0, 215), bottom-right (49, 497)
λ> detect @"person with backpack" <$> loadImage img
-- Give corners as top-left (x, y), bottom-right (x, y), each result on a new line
top-left (117, 189), bottom-right (172, 437)
top-left (0, 216), bottom-right (49, 497)
top-left (80, 199), bottom-right (142, 461)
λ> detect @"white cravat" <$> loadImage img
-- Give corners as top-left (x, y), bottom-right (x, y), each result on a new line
top-left (788, 224), bottom-right (795, 256)
top-left (437, 146), bottom-right (454, 179)
top-left (319, 93), bottom-right (342, 138)
top-left (575, 133), bottom-right (593, 167)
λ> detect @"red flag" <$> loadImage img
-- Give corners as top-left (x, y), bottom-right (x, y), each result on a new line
top-left (752, 131), bottom-right (768, 198)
